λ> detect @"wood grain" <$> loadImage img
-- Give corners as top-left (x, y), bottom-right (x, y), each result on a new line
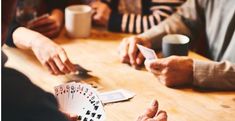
top-left (2, 29), bottom-right (235, 121)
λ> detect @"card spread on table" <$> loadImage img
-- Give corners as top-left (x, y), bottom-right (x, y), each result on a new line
top-left (54, 82), bottom-right (105, 121)
top-left (99, 89), bottom-right (135, 104)
top-left (137, 44), bottom-right (158, 60)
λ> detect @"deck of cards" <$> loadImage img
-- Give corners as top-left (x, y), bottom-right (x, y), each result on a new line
top-left (54, 82), bottom-right (105, 121)
top-left (137, 44), bottom-right (158, 60)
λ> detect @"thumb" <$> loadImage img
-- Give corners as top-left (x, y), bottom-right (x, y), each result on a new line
top-left (143, 99), bottom-right (159, 118)
top-left (144, 59), bottom-right (164, 72)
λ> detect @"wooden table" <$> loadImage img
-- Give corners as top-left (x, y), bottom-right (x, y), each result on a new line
top-left (3, 29), bottom-right (235, 121)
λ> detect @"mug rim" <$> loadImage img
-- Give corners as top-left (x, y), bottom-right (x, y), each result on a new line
top-left (163, 34), bottom-right (190, 44)
top-left (65, 5), bottom-right (92, 14)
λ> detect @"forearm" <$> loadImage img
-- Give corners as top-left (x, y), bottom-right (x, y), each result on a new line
top-left (12, 27), bottom-right (49, 50)
top-left (138, 0), bottom-right (202, 50)
top-left (193, 60), bottom-right (235, 90)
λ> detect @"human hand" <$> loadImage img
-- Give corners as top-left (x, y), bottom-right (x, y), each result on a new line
top-left (145, 56), bottom-right (193, 87)
top-left (118, 36), bottom-right (152, 68)
top-left (91, 1), bottom-right (111, 26)
top-left (137, 99), bottom-right (167, 121)
top-left (27, 10), bottom-right (63, 38)
top-left (62, 112), bottom-right (78, 121)
top-left (31, 36), bottom-right (77, 75)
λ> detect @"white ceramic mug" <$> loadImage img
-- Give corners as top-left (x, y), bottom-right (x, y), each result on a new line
top-left (65, 5), bottom-right (92, 38)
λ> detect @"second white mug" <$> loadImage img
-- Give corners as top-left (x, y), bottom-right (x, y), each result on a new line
top-left (65, 5), bottom-right (92, 38)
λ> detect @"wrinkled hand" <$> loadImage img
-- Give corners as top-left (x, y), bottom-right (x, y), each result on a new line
top-left (91, 1), bottom-right (111, 26)
top-left (145, 56), bottom-right (193, 87)
top-left (27, 11), bottom-right (63, 38)
top-left (31, 37), bottom-right (76, 75)
top-left (118, 36), bottom-right (152, 68)
top-left (137, 99), bottom-right (167, 121)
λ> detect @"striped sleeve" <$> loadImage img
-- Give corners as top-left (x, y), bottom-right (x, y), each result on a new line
top-left (107, 0), bottom-right (186, 34)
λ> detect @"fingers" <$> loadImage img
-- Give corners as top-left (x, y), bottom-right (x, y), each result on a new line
top-left (68, 114), bottom-right (78, 121)
top-left (47, 58), bottom-right (63, 75)
top-left (58, 49), bottom-right (77, 73)
top-left (143, 100), bottom-right (159, 118)
top-left (53, 55), bottom-right (70, 74)
top-left (154, 110), bottom-right (167, 121)
top-left (128, 39), bottom-right (138, 68)
top-left (33, 22), bottom-right (58, 33)
top-left (28, 16), bottom-right (54, 29)
top-left (62, 112), bottom-right (78, 121)
top-left (145, 59), bottom-right (165, 73)
top-left (43, 48), bottom-right (76, 75)
top-left (118, 38), bottom-right (130, 63)
top-left (136, 53), bottom-right (145, 65)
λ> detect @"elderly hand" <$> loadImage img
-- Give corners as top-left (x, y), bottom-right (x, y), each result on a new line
top-left (27, 9), bottom-right (63, 38)
top-left (118, 36), bottom-right (152, 68)
top-left (91, 1), bottom-right (111, 26)
top-left (137, 99), bottom-right (167, 121)
top-left (145, 56), bottom-right (193, 87)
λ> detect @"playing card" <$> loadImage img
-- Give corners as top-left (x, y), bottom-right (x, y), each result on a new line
top-left (54, 84), bottom-right (66, 110)
top-left (99, 89), bottom-right (135, 104)
top-left (54, 82), bottom-right (105, 121)
top-left (137, 44), bottom-right (158, 60)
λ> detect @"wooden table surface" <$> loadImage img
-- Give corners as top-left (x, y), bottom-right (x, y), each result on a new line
top-left (3, 29), bottom-right (235, 121)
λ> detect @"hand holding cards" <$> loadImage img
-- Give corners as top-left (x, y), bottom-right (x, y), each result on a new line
top-left (137, 44), bottom-right (158, 60)
top-left (54, 82), bottom-right (105, 121)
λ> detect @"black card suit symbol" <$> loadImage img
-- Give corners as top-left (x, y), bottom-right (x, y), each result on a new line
top-left (78, 115), bottom-right (82, 120)
top-left (90, 100), bottom-right (95, 104)
top-left (86, 110), bottom-right (91, 115)
top-left (94, 106), bottom-right (99, 110)
top-left (91, 113), bottom-right (96, 117)
top-left (83, 117), bottom-right (88, 121)
top-left (97, 114), bottom-right (102, 119)
top-left (89, 119), bottom-right (94, 121)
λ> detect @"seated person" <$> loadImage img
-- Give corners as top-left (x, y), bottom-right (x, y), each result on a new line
top-left (118, 0), bottom-right (235, 90)
top-left (5, 0), bottom-right (77, 75)
top-left (90, 0), bottom-right (186, 34)
top-left (7, 0), bottom-right (66, 40)
top-left (2, 1), bottom-right (167, 121)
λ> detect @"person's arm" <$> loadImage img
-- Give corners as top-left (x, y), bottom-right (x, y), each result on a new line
top-left (108, 0), bottom-right (186, 34)
top-left (138, 0), bottom-right (204, 50)
top-left (118, 0), bottom-right (201, 67)
top-left (193, 60), bottom-right (235, 90)
top-left (12, 27), bottom-right (77, 75)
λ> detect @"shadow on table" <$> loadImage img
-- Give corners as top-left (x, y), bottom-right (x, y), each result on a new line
top-left (67, 73), bottom-right (104, 90)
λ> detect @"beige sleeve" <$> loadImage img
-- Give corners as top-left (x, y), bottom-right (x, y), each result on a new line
top-left (138, 0), bottom-right (203, 50)
top-left (193, 60), bottom-right (235, 90)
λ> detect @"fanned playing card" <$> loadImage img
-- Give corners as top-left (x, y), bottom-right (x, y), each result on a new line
top-left (54, 82), bottom-right (105, 121)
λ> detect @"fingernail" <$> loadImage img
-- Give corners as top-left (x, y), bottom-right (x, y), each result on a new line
top-left (151, 99), bottom-right (158, 106)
